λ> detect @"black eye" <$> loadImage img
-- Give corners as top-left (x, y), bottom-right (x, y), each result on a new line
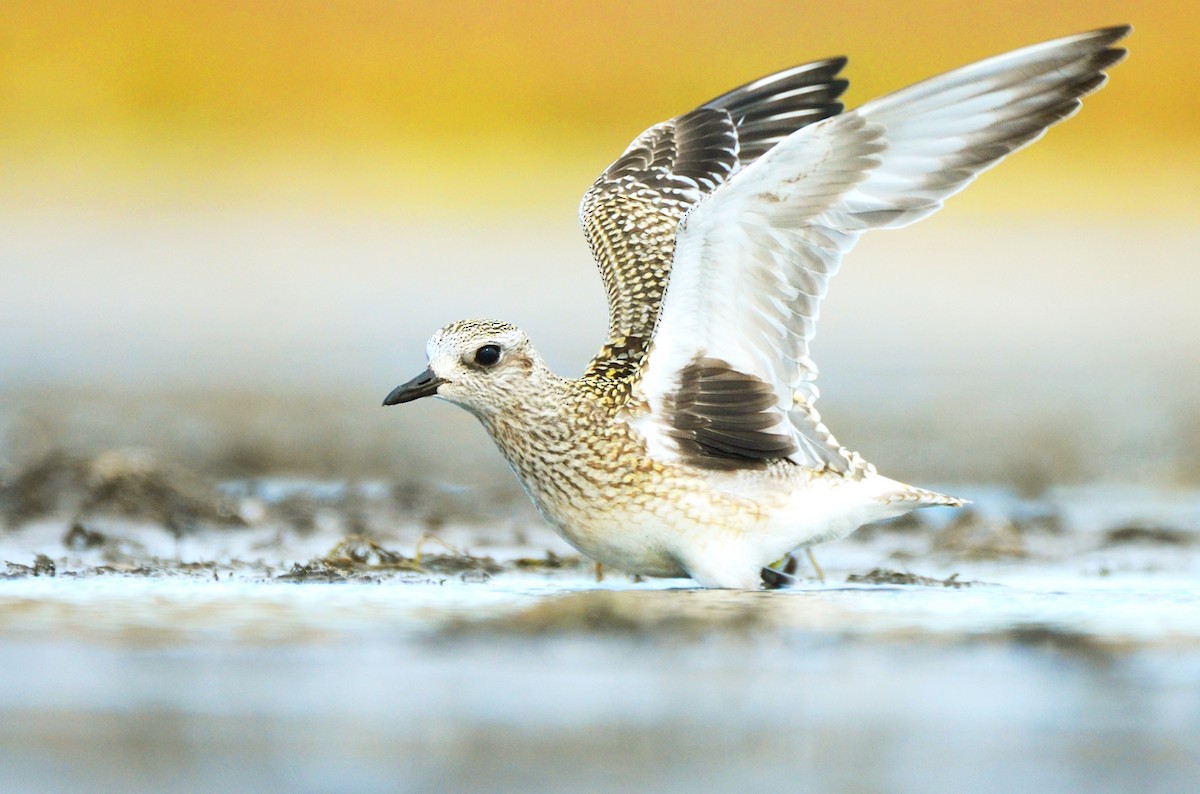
top-left (474, 344), bottom-right (502, 367)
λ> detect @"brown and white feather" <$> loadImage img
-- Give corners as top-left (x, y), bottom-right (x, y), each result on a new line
top-left (635, 26), bottom-right (1129, 474)
top-left (578, 58), bottom-right (849, 379)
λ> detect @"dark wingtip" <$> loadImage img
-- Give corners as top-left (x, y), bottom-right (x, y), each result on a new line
top-left (1099, 23), bottom-right (1133, 39)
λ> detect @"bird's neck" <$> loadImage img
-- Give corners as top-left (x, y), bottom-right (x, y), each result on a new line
top-left (473, 372), bottom-right (575, 457)
top-left (472, 375), bottom-right (616, 519)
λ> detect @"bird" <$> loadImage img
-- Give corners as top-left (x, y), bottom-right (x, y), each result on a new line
top-left (383, 27), bottom-right (1130, 589)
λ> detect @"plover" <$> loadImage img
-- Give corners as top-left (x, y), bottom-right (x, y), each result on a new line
top-left (384, 27), bottom-right (1129, 588)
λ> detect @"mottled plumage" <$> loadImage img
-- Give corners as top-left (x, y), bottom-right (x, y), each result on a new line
top-left (384, 27), bottom-right (1130, 588)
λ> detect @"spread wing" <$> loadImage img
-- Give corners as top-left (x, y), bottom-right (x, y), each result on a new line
top-left (578, 58), bottom-right (849, 378)
top-left (634, 26), bottom-right (1130, 472)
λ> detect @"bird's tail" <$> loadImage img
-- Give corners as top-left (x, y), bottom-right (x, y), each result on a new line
top-left (886, 485), bottom-right (969, 509)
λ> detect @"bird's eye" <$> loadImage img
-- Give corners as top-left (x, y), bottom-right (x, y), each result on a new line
top-left (474, 344), bottom-right (502, 367)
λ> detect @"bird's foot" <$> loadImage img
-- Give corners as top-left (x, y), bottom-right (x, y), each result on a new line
top-left (760, 566), bottom-right (797, 590)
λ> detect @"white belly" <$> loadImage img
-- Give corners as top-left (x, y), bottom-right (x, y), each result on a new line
top-left (533, 468), bottom-right (919, 585)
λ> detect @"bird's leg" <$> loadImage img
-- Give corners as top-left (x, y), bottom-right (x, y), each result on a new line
top-left (805, 548), bottom-right (825, 583)
top-left (594, 561), bottom-right (605, 582)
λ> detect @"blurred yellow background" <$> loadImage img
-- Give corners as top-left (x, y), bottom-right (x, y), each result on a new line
top-left (3, 0), bottom-right (1196, 217)
top-left (3, 1), bottom-right (1198, 487)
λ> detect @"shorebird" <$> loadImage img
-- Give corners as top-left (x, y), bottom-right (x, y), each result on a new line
top-left (384, 27), bottom-right (1129, 588)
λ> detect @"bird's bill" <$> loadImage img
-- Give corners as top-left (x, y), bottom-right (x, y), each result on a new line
top-left (382, 368), bottom-right (448, 405)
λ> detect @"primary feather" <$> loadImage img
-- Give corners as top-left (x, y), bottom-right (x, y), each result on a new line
top-left (633, 26), bottom-right (1129, 473)
top-left (578, 57), bottom-right (849, 379)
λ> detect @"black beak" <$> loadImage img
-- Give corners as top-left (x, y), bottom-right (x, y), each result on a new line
top-left (382, 368), bottom-right (448, 406)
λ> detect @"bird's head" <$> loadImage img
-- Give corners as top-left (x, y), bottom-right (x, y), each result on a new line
top-left (382, 319), bottom-right (544, 416)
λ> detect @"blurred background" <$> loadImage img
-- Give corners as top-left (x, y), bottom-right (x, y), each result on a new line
top-left (2, 0), bottom-right (1198, 490)
top-left (3, 6), bottom-right (1200, 792)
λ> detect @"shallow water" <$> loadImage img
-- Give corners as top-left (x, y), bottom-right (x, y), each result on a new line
top-left (1, 479), bottom-right (1199, 792)
top-left (1, 577), bottom-right (1198, 793)
top-left (2, 578), bottom-right (1200, 794)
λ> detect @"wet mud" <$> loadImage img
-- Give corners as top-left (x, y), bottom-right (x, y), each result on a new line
top-left (2, 448), bottom-right (1198, 593)
top-left (2, 447), bottom-right (1199, 794)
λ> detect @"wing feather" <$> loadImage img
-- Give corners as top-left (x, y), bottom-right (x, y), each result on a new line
top-left (578, 58), bottom-right (849, 378)
top-left (637, 26), bottom-right (1130, 472)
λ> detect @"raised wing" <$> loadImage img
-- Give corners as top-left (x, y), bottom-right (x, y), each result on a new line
top-left (636, 26), bottom-right (1130, 472)
top-left (578, 58), bottom-right (849, 378)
